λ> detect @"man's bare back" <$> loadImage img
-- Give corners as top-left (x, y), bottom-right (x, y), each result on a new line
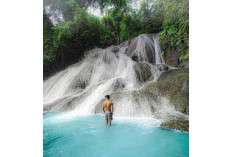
top-left (103, 101), bottom-right (113, 112)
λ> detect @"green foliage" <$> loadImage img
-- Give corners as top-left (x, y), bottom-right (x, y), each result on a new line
top-left (138, 0), bottom-right (163, 33)
top-left (158, 0), bottom-right (189, 60)
top-left (101, 0), bottom-right (131, 44)
top-left (43, 1), bottom-right (116, 75)
top-left (136, 0), bottom-right (189, 60)
top-left (43, 10), bottom-right (55, 70)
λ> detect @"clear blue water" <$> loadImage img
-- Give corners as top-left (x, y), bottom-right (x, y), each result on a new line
top-left (43, 112), bottom-right (189, 157)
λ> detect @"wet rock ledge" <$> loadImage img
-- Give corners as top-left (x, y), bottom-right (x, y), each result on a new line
top-left (161, 118), bottom-right (189, 132)
top-left (146, 68), bottom-right (189, 132)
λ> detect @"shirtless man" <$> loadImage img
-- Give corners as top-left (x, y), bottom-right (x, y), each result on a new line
top-left (103, 95), bottom-right (113, 126)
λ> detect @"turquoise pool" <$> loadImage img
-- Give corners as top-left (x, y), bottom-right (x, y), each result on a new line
top-left (43, 112), bottom-right (189, 157)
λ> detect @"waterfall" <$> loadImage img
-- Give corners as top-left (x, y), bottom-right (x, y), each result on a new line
top-left (153, 33), bottom-right (165, 64)
top-left (43, 33), bottom-right (184, 120)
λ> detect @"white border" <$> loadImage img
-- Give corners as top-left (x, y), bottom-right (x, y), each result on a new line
top-left (0, 0), bottom-right (232, 156)
top-left (190, 0), bottom-right (232, 156)
top-left (0, 0), bottom-right (43, 157)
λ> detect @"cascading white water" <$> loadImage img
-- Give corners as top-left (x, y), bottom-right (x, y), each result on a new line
top-left (153, 33), bottom-right (165, 64)
top-left (43, 33), bottom-right (186, 121)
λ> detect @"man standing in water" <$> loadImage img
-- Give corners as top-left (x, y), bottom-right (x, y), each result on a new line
top-left (103, 95), bottom-right (113, 126)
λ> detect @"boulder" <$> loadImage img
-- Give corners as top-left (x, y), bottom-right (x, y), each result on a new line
top-left (134, 62), bottom-right (154, 82)
top-left (126, 34), bottom-right (156, 63)
top-left (161, 118), bottom-right (189, 132)
top-left (155, 64), bottom-right (169, 71)
top-left (146, 68), bottom-right (189, 113)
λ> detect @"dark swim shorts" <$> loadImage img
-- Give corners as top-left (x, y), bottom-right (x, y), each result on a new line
top-left (105, 111), bottom-right (113, 121)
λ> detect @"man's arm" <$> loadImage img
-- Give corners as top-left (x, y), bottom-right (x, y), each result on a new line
top-left (102, 102), bottom-right (105, 113)
top-left (111, 103), bottom-right (113, 113)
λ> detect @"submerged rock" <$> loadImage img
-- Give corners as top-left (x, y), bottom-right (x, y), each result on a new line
top-left (146, 68), bottom-right (189, 113)
top-left (161, 118), bottom-right (189, 132)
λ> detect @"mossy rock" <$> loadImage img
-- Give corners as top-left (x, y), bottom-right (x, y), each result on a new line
top-left (162, 119), bottom-right (189, 132)
top-left (146, 68), bottom-right (189, 113)
top-left (157, 68), bottom-right (189, 89)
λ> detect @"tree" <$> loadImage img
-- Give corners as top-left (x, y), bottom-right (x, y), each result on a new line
top-left (43, 10), bottom-right (55, 71)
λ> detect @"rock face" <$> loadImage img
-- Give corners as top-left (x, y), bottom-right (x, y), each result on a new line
top-left (133, 63), bottom-right (169, 83)
top-left (145, 67), bottom-right (189, 131)
top-left (164, 52), bottom-right (188, 68)
top-left (159, 38), bottom-right (189, 68)
top-left (126, 34), bottom-right (163, 64)
top-left (134, 63), bottom-right (153, 82)
top-left (146, 68), bottom-right (189, 114)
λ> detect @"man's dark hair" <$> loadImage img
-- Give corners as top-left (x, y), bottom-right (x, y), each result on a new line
top-left (105, 95), bottom-right (110, 99)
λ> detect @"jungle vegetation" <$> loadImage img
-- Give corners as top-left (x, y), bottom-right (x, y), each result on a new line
top-left (43, 0), bottom-right (189, 76)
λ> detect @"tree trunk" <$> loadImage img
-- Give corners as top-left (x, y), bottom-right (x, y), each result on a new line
top-left (127, 25), bottom-right (130, 40)
top-left (117, 21), bottom-right (120, 45)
